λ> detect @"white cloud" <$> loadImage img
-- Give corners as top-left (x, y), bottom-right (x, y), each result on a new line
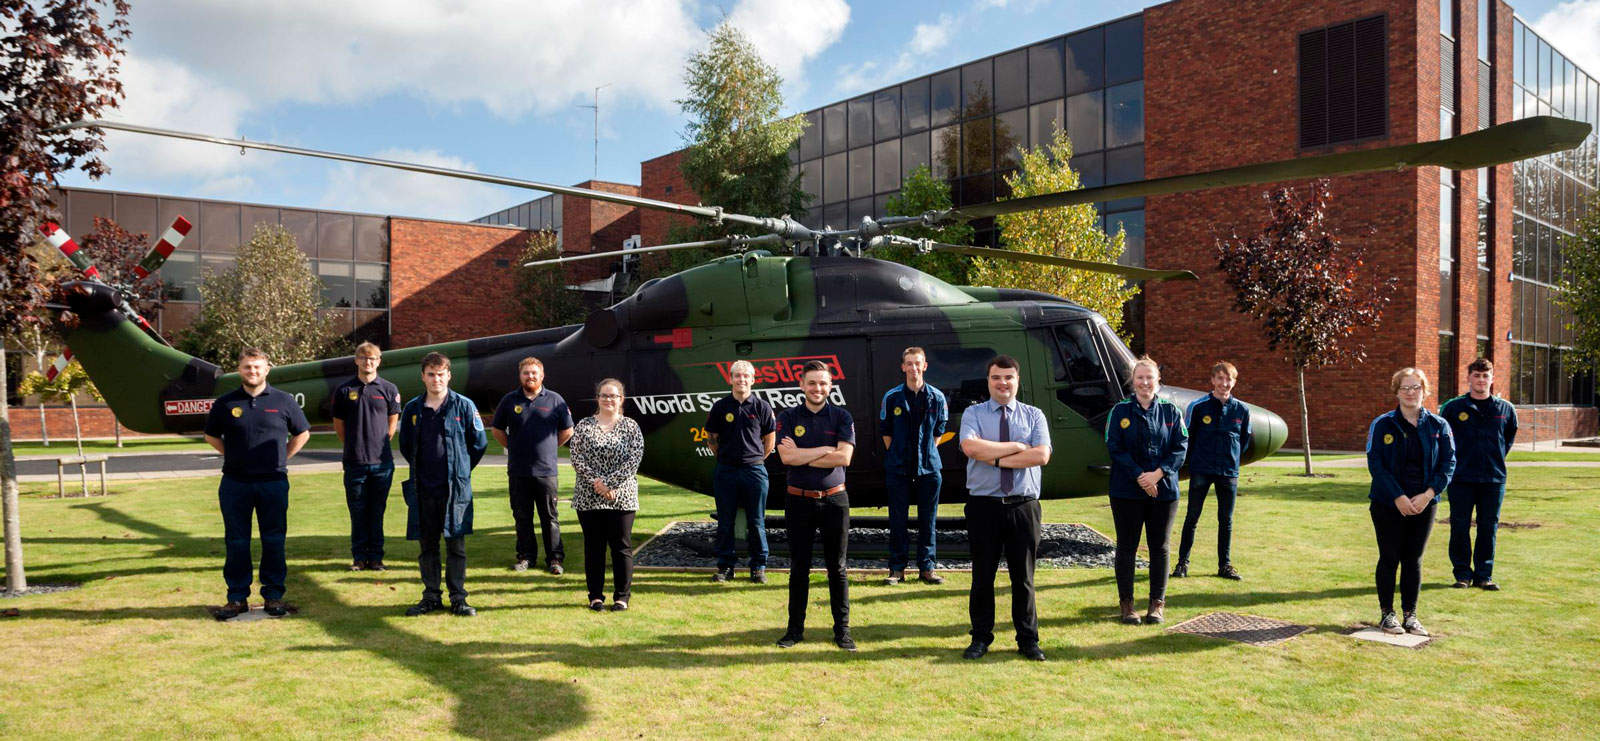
top-left (100, 54), bottom-right (258, 180)
top-left (836, 14), bottom-right (954, 93)
top-left (1531, 1), bottom-right (1600, 81)
top-left (317, 148), bottom-right (516, 220)
top-left (725, 0), bottom-right (851, 86)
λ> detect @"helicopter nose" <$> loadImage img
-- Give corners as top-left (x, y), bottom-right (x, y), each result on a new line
top-left (1244, 404), bottom-right (1289, 464)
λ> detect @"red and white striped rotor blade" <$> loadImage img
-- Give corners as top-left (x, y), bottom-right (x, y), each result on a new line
top-left (133, 215), bottom-right (192, 280)
top-left (38, 222), bottom-right (102, 280)
top-left (44, 349), bottom-right (73, 382)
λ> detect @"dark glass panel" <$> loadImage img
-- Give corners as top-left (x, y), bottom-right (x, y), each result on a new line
top-left (963, 116), bottom-right (994, 175)
top-left (903, 77), bottom-right (931, 132)
top-left (200, 202), bottom-right (241, 253)
top-left (1106, 81), bottom-right (1145, 148)
top-left (822, 201), bottom-right (848, 230)
top-left (901, 132), bottom-right (931, 179)
top-left (1439, 334), bottom-right (1456, 400)
top-left (849, 147), bottom-right (873, 201)
top-left (849, 95), bottom-right (873, 149)
top-left (318, 307), bottom-right (355, 335)
top-left (1029, 99), bottom-right (1064, 151)
top-left (800, 159), bottom-right (821, 204)
top-left (1106, 145), bottom-right (1144, 185)
top-left (823, 152), bottom-right (847, 204)
top-left (874, 194), bottom-right (890, 218)
top-left (1105, 16), bottom-right (1143, 85)
top-left (1070, 152), bottom-right (1105, 188)
top-left (875, 88), bottom-right (900, 141)
top-left (874, 139), bottom-right (901, 194)
top-left (1511, 278), bottom-right (1524, 338)
top-left (1534, 345), bottom-right (1548, 403)
top-left (959, 174), bottom-right (993, 207)
top-left (1477, 268), bottom-right (1490, 339)
top-left (996, 108), bottom-right (1027, 171)
top-left (352, 309), bottom-right (389, 349)
top-left (1066, 90), bottom-right (1104, 152)
top-left (994, 168), bottom-right (1017, 200)
top-left (281, 209), bottom-right (318, 256)
top-left (318, 260), bottom-right (354, 307)
top-left (318, 213), bottom-right (354, 261)
top-left (824, 103), bottom-right (847, 155)
top-left (113, 194), bottom-right (159, 240)
top-left (1029, 40), bottom-right (1065, 103)
top-left (157, 252), bottom-right (200, 301)
top-left (932, 125), bottom-right (960, 180)
top-left (1108, 208), bottom-right (1145, 267)
top-left (157, 300), bottom-right (200, 335)
top-left (1064, 27), bottom-right (1104, 95)
top-left (66, 190), bottom-right (114, 241)
top-left (994, 50), bottom-right (1027, 112)
top-left (849, 197), bottom-right (874, 226)
top-left (354, 215), bottom-right (388, 263)
top-left (963, 59), bottom-right (993, 117)
top-left (354, 262), bottom-right (388, 309)
top-left (1440, 259), bottom-right (1455, 330)
top-left (931, 69), bottom-right (960, 126)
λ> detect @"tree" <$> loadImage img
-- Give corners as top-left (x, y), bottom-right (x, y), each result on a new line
top-left (877, 165), bottom-right (974, 285)
top-left (0, 0), bottom-right (131, 594)
top-left (644, 22), bottom-right (807, 278)
top-left (971, 127), bottom-right (1138, 338)
top-left (1556, 191), bottom-right (1600, 369)
top-left (71, 216), bottom-right (169, 318)
top-left (17, 359), bottom-right (102, 474)
top-left (177, 224), bottom-right (340, 366)
top-left (511, 231), bottom-right (587, 329)
top-left (1216, 180), bottom-right (1397, 475)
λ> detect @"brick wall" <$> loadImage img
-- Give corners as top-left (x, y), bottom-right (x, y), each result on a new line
top-left (562, 180), bottom-right (642, 283)
top-left (639, 150), bottom-right (697, 248)
top-left (8, 406), bottom-right (150, 441)
top-left (388, 218), bottom-right (530, 348)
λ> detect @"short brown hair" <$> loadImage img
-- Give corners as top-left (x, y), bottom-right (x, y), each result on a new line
top-left (801, 359), bottom-right (832, 378)
top-left (1468, 357), bottom-right (1494, 374)
top-left (237, 347), bottom-right (270, 365)
top-left (518, 357), bottom-right (544, 371)
top-left (902, 346), bottom-right (926, 360)
top-left (354, 341), bottom-right (382, 358)
top-left (1390, 367), bottom-right (1430, 396)
top-left (986, 355), bottom-right (1020, 374)
top-left (1211, 361), bottom-right (1237, 379)
top-left (421, 352), bottom-right (451, 372)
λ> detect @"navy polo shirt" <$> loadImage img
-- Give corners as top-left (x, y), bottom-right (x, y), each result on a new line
top-left (204, 384), bottom-right (310, 480)
top-left (705, 393), bottom-right (776, 466)
top-left (776, 402), bottom-right (855, 491)
top-left (331, 375), bottom-right (401, 465)
top-left (491, 387), bottom-right (573, 478)
top-left (879, 382), bottom-right (948, 476)
top-left (413, 403), bottom-right (450, 489)
top-left (1183, 394), bottom-right (1252, 477)
top-left (1440, 394), bottom-right (1518, 483)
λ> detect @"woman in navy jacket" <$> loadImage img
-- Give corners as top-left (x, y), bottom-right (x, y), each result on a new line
top-left (1104, 356), bottom-right (1188, 626)
top-left (1365, 367), bottom-right (1455, 638)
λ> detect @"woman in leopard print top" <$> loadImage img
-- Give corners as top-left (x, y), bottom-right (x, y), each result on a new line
top-left (569, 377), bottom-right (644, 611)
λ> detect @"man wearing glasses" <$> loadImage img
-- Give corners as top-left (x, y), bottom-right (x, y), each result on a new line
top-left (333, 341), bottom-right (402, 572)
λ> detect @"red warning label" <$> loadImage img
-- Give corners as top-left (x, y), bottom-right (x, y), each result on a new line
top-left (164, 399), bottom-right (214, 416)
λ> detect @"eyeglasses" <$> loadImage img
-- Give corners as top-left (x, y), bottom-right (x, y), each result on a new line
top-left (1398, 385), bottom-right (1424, 393)
top-left (597, 394), bottom-right (622, 400)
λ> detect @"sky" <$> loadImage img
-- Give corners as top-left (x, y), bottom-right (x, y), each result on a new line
top-left (55, 0), bottom-right (1600, 223)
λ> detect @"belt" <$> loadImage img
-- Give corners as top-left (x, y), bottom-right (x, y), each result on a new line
top-left (787, 484), bottom-right (846, 499)
top-left (972, 494), bottom-right (1034, 505)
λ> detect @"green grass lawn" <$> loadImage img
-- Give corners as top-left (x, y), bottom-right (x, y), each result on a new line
top-left (11, 432), bottom-right (510, 458)
top-left (1, 465), bottom-right (1596, 738)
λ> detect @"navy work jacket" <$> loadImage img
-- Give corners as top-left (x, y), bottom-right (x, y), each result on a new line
top-left (399, 391), bottom-right (488, 539)
top-left (1366, 407), bottom-right (1456, 506)
top-left (1439, 394), bottom-right (1518, 483)
top-left (879, 382), bottom-right (948, 477)
top-left (1184, 394), bottom-right (1252, 477)
top-left (1104, 396), bottom-right (1189, 501)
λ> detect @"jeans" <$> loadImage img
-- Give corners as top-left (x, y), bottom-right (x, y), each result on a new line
top-left (509, 475), bottom-right (564, 565)
top-left (1177, 473), bottom-right (1238, 566)
top-left (785, 491), bottom-right (850, 631)
top-left (1371, 499), bottom-right (1436, 613)
top-left (965, 497), bottom-right (1041, 647)
top-left (577, 509), bottom-right (635, 602)
top-left (417, 484), bottom-right (468, 604)
top-left (1110, 497), bottom-right (1179, 602)
top-left (1448, 481), bottom-right (1506, 582)
top-left (344, 462), bottom-right (394, 561)
top-left (218, 475), bottom-right (290, 602)
top-left (885, 471), bottom-right (941, 572)
top-left (712, 463), bottom-right (769, 570)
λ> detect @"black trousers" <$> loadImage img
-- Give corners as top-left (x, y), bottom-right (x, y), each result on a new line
top-left (417, 485), bottom-right (467, 604)
top-left (1177, 473), bottom-right (1238, 567)
top-left (576, 509), bottom-right (635, 602)
top-left (785, 492), bottom-right (850, 631)
top-left (1371, 499), bottom-right (1436, 613)
top-left (1111, 497), bottom-right (1179, 602)
top-left (509, 475), bottom-right (564, 565)
top-left (965, 497), bottom-right (1041, 647)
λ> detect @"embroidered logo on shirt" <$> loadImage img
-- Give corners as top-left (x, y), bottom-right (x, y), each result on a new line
top-left (893, 407), bottom-right (903, 416)
top-left (794, 425), bottom-right (807, 437)
top-left (348, 391), bottom-right (359, 401)
top-left (1202, 415), bottom-right (1212, 424)
top-left (1459, 412), bottom-right (1469, 421)
top-left (514, 405), bottom-right (523, 414)
top-left (230, 407), bottom-right (243, 418)
top-left (411, 414), bottom-right (417, 425)
top-left (725, 412), bottom-right (735, 422)
top-left (1383, 434), bottom-right (1394, 445)
top-left (1119, 418), bottom-right (1130, 429)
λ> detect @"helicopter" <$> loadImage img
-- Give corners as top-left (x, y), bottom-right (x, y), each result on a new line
top-left (44, 115), bottom-right (1591, 508)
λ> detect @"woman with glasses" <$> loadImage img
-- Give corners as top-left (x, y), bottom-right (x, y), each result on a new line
top-left (1364, 368), bottom-right (1455, 637)
top-left (569, 378), bottom-right (645, 611)
top-left (1103, 356), bottom-right (1188, 626)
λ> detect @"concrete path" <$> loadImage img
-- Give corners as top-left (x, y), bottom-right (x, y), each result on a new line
top-left (15, 450), bottom-right (511, 484)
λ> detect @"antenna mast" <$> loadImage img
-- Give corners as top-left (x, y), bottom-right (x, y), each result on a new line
top-left (577, 83), bottom-right (611, 179)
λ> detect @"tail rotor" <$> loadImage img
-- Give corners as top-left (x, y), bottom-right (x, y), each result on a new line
top-left (38, 218), bottom-right (188, 348)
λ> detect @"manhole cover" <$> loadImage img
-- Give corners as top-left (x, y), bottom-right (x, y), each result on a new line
top-left (1166, 612), bottom-right (1313, 646)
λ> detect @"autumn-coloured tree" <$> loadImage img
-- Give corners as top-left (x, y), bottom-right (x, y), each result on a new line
top-left (512, 231), bottom-right (587, 329)
top-left (877, 165), bottom-right (975, 285)
top-left (70, 216), bottom-right (170, 319)
top-left (972, 127), bottom-right (1137, 338)
top-left (18, 359), bottom-right (103, 466)
top-left (0, 0), bottom-right (131, 594)
top-left (1216, 180), bottom-right (1397, 475)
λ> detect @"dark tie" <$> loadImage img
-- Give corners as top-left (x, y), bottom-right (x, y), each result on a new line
top-left (999, 406), bottom-right (1013, 494)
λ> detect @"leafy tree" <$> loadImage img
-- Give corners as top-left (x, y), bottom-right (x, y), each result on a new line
top-left (72, 216), bottom-right (170, 318)
top-left (17, 359), bottom-right (102, 460)
top-left (1216, 179), bottom-right (1397, 475)
top-left (877, 165), bottom-right (974, 284)
top-left (1556, 191), bottom-right (1600, 369)
top-left (0, 0), bottom-right (131, 593)
top-left (511, 231), bottom-right (587, 329)
top-left (971, 127), bottom-right (1138, 337)
top-left (178, 224), bottom-right (340, 366)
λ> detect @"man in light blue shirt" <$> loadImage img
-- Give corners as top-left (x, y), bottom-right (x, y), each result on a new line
top-left (958, 355), bottom-right (1051, 662)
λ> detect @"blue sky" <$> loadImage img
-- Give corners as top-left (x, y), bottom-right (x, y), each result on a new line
top-left (57, 0), bottom-right (1599, 223)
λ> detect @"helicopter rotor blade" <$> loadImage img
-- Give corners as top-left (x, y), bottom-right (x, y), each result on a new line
top-left (942, 116), bottom-right (1592, 222)
top-left (44, 349), bottom-right (72, 382)
top-left (924, 241), bottom-right (1197, 282)
top-left (37, 222), bottom-right (175, 347)
top-left (522, 233), bottom-right (789, 267)
top-left (133, 215), bottom-right (193, 280)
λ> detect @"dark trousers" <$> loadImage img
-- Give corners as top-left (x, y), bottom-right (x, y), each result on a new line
top-left (785, 492), bottom-right (850, 631)
top-left (218, 475), bottom-right (290, 602)
top-left (343, 462), bottom-right (394, 561)
top-left (1111, 497), bottom-right (1179, 602)
top-left (1371, 500), bottom-right (1436, 613)
top-left (712, 463), bottom-right (769, 570)
top-left (886, 471), bottom-right (941, 572)
top-left (1177, 474), bottom-right (1238, 566)
top-left (965, 497), bottom-right (1041, 647)
top-left (417, 484), bottom-right (467, 604)
top-left (577, 509), bottom-right (635, 602)
top-left (1448, 481), bottom-right (1505, 582)
top-left (509, 475), bottom-right (564, 565)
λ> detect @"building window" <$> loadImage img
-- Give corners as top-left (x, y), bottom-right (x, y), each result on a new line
top-left (1298, 15), bottom-right (1388, 149)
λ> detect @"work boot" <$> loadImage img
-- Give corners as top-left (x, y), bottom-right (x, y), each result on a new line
top-left (711, 567), bottom-right (734, 583)
top-left (1170, 560), bottom-right (1188, 579)
top-left (366, 560), bottom-right (387, 572)
top-left (263, 599), bottom-right (290, 618)
top-left (217, 600), bottom-right (250, 620)
top-left (1119, 599), bottom-right (1142, 625)
top-left (512, 559), bottom-right (530, 572)
top-left (405, 599), bottom-right (443, 617)
top-left (1475, 580), bottom-right (1500, 591)
top-left (918, 570), bottom-right (945, 585)
top-left (884, 570), bottom-right (904, 586)
top-left (451, 602), bottom-right (477, 617)
top-left (750, 568), bottom-right (767, 584)
top-left (349, 561), bottom-right (365, 571)
top-left (833, 627), bottom-right (857, 652)
top-left (1145, 598), bottom-right (1166, 625)
top-left (776, 628), bottom-right (804, 648)
top-left (1218, 564), bottom-right (1242, 581)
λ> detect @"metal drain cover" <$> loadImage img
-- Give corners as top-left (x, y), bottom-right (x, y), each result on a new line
top-left (1166, 612), bottom-right (1313, 646)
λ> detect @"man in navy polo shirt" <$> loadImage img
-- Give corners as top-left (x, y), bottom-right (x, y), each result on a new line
top-left (491, 357), bottom-right (573, 574)
top-left (332, 341), bottom-right (402, 572)
top-left (774, 360), bottom-right (857, 652)
top-left (879, 346), bottom-right (949, 586)
top-left (203, 348), bottom-right (311, 620)
top-left (1174, 361), bottom-right (1253, 581)
top-left (705, 359), bottom-right (776, 584)
top-left (1440, 357), bottom-right (1519, 591)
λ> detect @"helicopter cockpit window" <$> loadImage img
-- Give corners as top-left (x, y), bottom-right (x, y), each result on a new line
top-left (1097, 320), bottom-right (1137, 395)
top-left (1051, 322), bottom-right (1109, 384)
top-left (923, 346), bottom-right (999, 411)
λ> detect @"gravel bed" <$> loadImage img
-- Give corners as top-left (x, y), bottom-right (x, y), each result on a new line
top-left (636, 522), bottom-right (1144, 570)
top-left (0, 583), bottom-right (82, 599)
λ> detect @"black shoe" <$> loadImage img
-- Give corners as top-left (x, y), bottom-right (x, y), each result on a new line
top-left (1171, 561), bottom-right (1188, 578)
top-left (833, 629), bottom-right (857, 652)
top-left (548, 562), bottom-right (564, 576)
top-left (918, 570), bottom-right (945, 585)
top-left (366, 560), bottom-right (386, 572)
top-left (1476, 580), bottom-right (1500, 591)
top-left (776, 629), bottom-right (804, 648)
top-left (263, 599), bottom-right (290, 617)
top-left (216, 600), bottom-right (250, 620)
top-left (712, 567), bottom-right (734, 583)
top-left (405, 599), bottom-right (443, 617)
top-left (1218, 564), bottom-right (1242, 581)
top-left (1452, 580), bottom-right (1471, 588)
top-left (451, 602), bottom-right (477, 617)
top-left (349, 561), bottom-right (365, 571)
top-left (1018, 644), bottom-right (1047, 662)
top-left (610, 600), bottom-right (629, 612)
top-left (962, 641), bottom-right (990, 660)
top-left (750, 569), bottom-right (767, 584)
top-left (588, 599), bottom-right (605, 612)
top-left (512, 559), bottom-right (530, 572)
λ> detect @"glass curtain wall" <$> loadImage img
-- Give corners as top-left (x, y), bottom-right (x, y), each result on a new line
top-left (474, 193), bottom-right (564, 248)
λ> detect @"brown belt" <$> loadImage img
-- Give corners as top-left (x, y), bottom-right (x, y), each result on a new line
top-left (787, 484), bottom-right (846, 498)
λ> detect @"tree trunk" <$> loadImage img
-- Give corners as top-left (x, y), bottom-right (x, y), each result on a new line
top-left (1, 345), bottom-right (28, 592)
top-left (1298, 364), bottom-right (1315, 476)
top-left (71, 395), bottom-right (86, 497)
top-left (113, 413), bottom-right (121, 448)
top-left (31, 336), bottom-right (47, 445)
top-left (37, 401), bottom-right (48, 446)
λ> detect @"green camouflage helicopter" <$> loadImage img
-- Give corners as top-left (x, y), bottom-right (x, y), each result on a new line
top-left (47, 116), bottom-right (1590, 508)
